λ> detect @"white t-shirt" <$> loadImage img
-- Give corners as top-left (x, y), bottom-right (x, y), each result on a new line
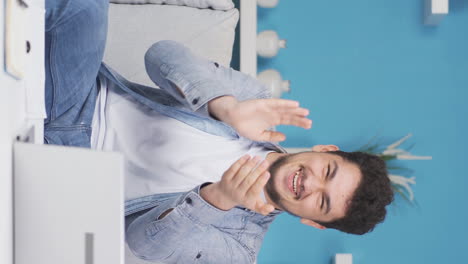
top-left (91, 78), bottom-right (272, 200)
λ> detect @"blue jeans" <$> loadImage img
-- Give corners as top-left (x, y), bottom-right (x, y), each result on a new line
top-left (44, 0), bottom-right (108, 147)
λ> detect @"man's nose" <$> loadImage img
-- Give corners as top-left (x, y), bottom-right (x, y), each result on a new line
top-left (307, 175), bottom-right (325, 193)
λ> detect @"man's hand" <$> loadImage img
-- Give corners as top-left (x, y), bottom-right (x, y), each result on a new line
top-left (208, 96), bottom-right (312, 142)
top-left (200, 155), bottom-right (275, 216)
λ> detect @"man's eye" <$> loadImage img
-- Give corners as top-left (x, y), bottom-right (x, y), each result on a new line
top-left (320, 194), bottom-right (324, 209)
top-left (326, 163), bottom-right (330, 178)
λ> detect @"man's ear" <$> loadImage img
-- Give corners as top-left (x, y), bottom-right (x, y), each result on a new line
top-left (300, 218), bottom-right (327, 230)
top-left (311, 144), bottom-right (339, 152)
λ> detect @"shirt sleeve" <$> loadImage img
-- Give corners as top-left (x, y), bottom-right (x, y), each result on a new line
top-left (126, 185), bottom-right (256, 263)
top-left (144, 40), bottom-right (272, 115)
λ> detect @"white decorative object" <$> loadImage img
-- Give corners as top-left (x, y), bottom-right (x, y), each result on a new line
top-left (334, 254), bottom-right (353, 264)
top-left (257, 0), bottom-right (279, 8)
top-left (256, 30), bottom-right (286, 58)
top-left (382, 133), bottom-right (433, 160)
top-left (5, 0), bottom-right (28, 79)
top-left (257, 69), bottom-right (290, 98)
top-left (359, 133), bottom-right (432, 202)
top-left (424, 0), bottom-right (448, 26)
top-left (380, 133), bottom-right (432, 202)
top-left (388, 175), bottom-right (416, 201)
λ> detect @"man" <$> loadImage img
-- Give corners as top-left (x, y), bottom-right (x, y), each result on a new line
top-left (44, 0), bottom-right (394, 263)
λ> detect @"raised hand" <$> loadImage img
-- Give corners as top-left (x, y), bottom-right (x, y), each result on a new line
top-left (208, 96), bottom-right (312, 142)
top-left (200, 155), bottom-right (275, 215)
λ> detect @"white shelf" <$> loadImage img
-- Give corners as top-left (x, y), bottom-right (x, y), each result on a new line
top-left (239, 0), bottom-right (257, 77)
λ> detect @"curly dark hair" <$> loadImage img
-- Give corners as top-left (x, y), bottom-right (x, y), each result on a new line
top-left (316, 151), bottom-right (394, 235)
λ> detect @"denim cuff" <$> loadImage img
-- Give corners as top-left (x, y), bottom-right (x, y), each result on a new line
top-left (162, 64), bottom-right (235, 113)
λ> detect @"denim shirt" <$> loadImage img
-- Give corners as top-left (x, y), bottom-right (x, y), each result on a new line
top-left (98, 41), bottom-right (285, 263)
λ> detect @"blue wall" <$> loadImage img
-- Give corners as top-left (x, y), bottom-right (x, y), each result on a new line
top-left (256, 0), bottom-right (468, 263)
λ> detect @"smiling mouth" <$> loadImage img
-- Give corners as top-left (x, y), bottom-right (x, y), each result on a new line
top-left (287, 168), bottom-right (303, 198)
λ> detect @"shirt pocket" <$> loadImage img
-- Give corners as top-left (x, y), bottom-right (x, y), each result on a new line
top-left (145, 207), bottom-right (177, 237)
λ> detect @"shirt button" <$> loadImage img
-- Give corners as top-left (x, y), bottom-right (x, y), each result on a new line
top-left (196, 252), bottom-right (202, 259)
top-left (191, 98), bottom-right (199, 105)
top-left (185, 197), bottom-right (192, 204)
top-left (214, 62), bottom-right (219, 68)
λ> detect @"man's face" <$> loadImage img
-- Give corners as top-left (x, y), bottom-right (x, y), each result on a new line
top-left (265, 151), bottom-right (362, 224)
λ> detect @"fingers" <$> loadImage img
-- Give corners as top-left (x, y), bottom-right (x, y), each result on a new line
top-left (247, 170), bottom-right (270, 199)
top-left (279, 107), bottom-right (309, 117)
top-left (239, 161), bottom-right (274, 215)
top-left (232, 156), bottom-right (262, 186)
top-left (223, 155), bottom-right (275, 215)
top-left (238, 160), bottom-right (269, 192)
top-left (279, 115), bottom-right (313, 129)
top-left (277, 108), bottom-right (312, 129)
top-left (251, 172), bottom-right (275, 215)
top-left (267, 99), bottom-right (300, 108)
top-left (223, 154), bottom-right (250, 181)
top-left (260, 131), bottom-right (286, 142)
top-left (255, 201), bottom-right (275, 216)
top-left (265, 99), bottom-right (312, 129)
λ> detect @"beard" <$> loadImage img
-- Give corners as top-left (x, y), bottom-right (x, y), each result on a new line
top-left (265, 153), bottom-right (297, 212)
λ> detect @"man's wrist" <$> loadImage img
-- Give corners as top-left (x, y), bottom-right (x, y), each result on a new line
top-left (200, 182), bottom-right (235, 211)
top-left (207, 96), bottom-right (238, 124)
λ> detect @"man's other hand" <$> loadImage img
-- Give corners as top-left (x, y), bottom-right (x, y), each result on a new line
top-left (200, 155), bottom-right (275, 216)
top-left (208, 96), bottom-right (312, 142)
